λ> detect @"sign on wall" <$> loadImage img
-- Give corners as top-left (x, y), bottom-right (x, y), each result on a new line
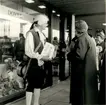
top-left (0, 5), bottom-right (34, 23)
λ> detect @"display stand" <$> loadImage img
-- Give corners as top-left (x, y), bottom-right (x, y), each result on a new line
top-left (0, 63), bottom-right (25, 104)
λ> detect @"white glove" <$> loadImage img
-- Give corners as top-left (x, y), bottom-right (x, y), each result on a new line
top-left (38, 59), bottom-right (44, 66)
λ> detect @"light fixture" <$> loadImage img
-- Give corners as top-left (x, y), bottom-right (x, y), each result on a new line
top-left (52, 10), bottom-right (56, 13)
top-left (38, 5), bottom-right (46, 9)
top-left (103, 23), bottom-right (106, 26)
top-left (25, 0), bottom-right (35, 3)
top-left (57, 14), bottom-right (60, 17)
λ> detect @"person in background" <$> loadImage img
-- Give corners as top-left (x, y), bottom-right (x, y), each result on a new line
top-left (96, 45), bottom-right (102, 71)
top-left (99, 48), bottom-right (106, 104)
top-left (96, 30), bottom-right (105, 64)
top-left (97, 30), bottom-right (106, 104)
top-left (52, 37), bottom-right (59, 76)
top-left (25, 14), bottom-right (50, 105)
top-left (43, 38), bottom-right (53, 88)
top-left (89, 34), bottom-right (101, 72)
top-left (68, 20), bottom-right (98, 105)
top-left (52, 37), bottom-right (58, 46)
top-left (14, 33), bottom-right (25, 62)
top-left (43, 59), bottom-right (53, 88)
top-left (2, 35), bottom-right (13, 62)
top-left (52, 37), bottom-right (59, 57)
top-left (59, 40), bottom-right (66, 81)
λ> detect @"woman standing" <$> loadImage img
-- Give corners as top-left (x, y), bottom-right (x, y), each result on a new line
top-left (68, 20), bottom-right (98, 105)
top-left (25, 14), bottom-right (50, 105)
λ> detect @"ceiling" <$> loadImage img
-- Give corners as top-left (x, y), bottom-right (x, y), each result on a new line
top-left (0, 0), bottom-right (47, 15)
top-left (42, 0), bottom-right (106, 30)
top-left (0, 0), bottom-right (106, 30)
top-left (43, 0), bottom-right (105, 15)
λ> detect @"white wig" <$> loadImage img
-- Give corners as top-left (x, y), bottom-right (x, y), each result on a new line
top-left (33, 14), bottom-right (49, 25)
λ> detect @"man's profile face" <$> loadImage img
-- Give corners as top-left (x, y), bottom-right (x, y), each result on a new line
top-left (97, 36), bottom-right (104, 44)
top-left (41, 20), bottom-right (49, 30)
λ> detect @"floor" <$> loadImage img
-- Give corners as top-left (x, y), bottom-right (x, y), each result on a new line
top-left (6, 78), bottom-right (71, 105)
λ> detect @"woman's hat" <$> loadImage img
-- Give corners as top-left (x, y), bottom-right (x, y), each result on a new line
top-left (75, 20), bottom-right (88, 32)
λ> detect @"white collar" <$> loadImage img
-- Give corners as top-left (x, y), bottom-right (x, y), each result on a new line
top-left (34, 27), bottom-right (40, 33)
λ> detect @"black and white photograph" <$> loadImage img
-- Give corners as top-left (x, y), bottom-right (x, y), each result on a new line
top-left (0, 0), bottom-right (105, 105)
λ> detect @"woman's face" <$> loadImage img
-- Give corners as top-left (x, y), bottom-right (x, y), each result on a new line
top-left (75, 29), bottom-right (82, 37)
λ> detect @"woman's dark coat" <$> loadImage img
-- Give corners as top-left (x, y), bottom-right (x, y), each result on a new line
top-left (68, 33), bottom-right (98, 105)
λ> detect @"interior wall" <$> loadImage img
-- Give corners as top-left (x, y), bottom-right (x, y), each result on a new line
top-left (64, 18), bottom-right (68, 42)
top-left (51, 15), bottom-right (69, 43)
top-left (52, 15), bottom-right (60, 30)
top-left (76, 15), bottom-right (104, 36)
top-left (51, 15), bottom-right (60, 41)
top-left (0, 19), bottom-right (20, 38)
top-left (0, 20), bottom-right (5, 37)
top-left (10, 21), bottom-right (20, 38)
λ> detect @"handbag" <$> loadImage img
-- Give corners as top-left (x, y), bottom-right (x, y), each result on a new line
top-left (17, 42), bottom-right (42, 79)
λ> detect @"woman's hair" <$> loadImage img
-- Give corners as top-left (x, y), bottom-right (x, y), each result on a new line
top-left (30, 21), bottom-right (38, 30)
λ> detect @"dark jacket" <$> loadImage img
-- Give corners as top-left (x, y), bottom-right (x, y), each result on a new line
top-left (69, 33), bottom-right (98, 105)
top-left (67, 36), bottom-right (77, 61)
top-left (99, 50), bottom-right (106, 104)
top-left (14, 38), bottom-right (25, 61)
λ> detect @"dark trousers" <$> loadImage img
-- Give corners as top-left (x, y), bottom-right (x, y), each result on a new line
top-left (59, 57), bottom-right (65, 81)
top-left (44, 61), bottom-right (53, 87)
